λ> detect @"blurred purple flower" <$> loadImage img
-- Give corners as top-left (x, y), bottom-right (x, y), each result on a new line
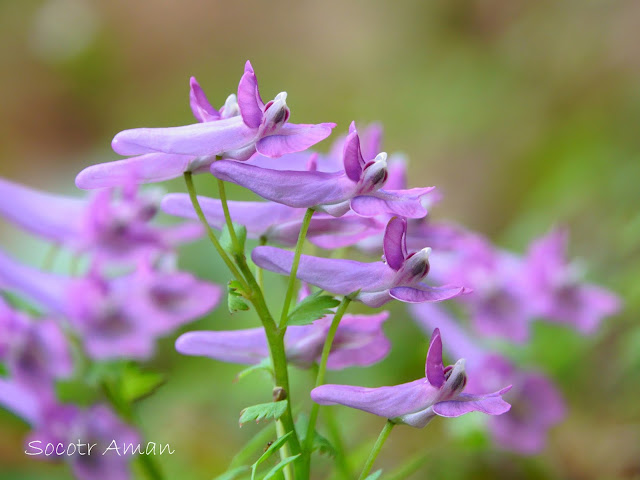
top-left (252, 217), bottom-right (467, 307)
top-left (410, 302), bottom-right (566, 453)
top-left (77, 62), bottom-right (335, 188)
top-left (311, 328), bottom-right (511, 428)
top-left (161, 193), bottom-right (384, 249)
top-left (210, 123), bottom-right (435, 218)
top-left (176, 307), bottom-right (390, 370)
top-left (525, 229), bottom-right (621, 333)
top-left (0, 177), bottom-right (201, 262)
top-left (0, 249), bottom-right (222, 360)
top-left (0, 299), bottom-right (73, 392)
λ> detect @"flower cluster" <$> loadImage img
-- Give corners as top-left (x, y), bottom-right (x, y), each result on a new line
top-left (0, 60), bottom-right (621, 479)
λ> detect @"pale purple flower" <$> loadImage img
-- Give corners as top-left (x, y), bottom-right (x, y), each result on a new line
top-left (0, 382), bottom-right (138, 480)
top-left (252, 217), bottom-right (467, 307)
top-left (77, 62), bottom-right (335, 188)
top-left (0, 249), bottom-right (222, 359)
top-left (176, 309), bottom-right (390, 370)
top-left (311, 328), bottom-right (511, 428)
top-left (0, 177), bottom-right (201, 262)
top-left (161, 193), bottom-right (384, 249)
top-left (0, 299), bottom-right (73, 392)
top-left (410, 302), bottom-right (566, 453)
top-left (210, 123), bottom-right (435, 218)
top-left (525, 229), bottom-right (621, 333)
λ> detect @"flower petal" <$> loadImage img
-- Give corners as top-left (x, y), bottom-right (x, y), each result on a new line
top-left (237, 61), bottom-right (263, 128)
top-left (252, 246), bottom-right (394, 295)
top-left (189, 77), bottom-right (220, 122)
top-left (255, 122), bottom-right (336, 158)
top-left (389, 284), bottom-right (467, 303)
top-left (350, 187), bottom-right (435, 218)
top-left (111, 116), bottom-right (255, 157)
top-left (0, 177), bottom-right (84, 243)
top-left (383, 217), bottom-right (408, 271)
top-left (0, 379), bottom-right (41, 425)
top-left (176, 329), bottom-right (269, 364)
top-left (342, 128), bottom-right (364, 182)
top-left (210, 160), bottom-right (354, 208)
top-left (311, 379), bottom-right (438, 419)
top-left (326, 312), bottom-right (391, 369)
top-left (76, 153), bottom-right (198, 188)
top-left (433, 387), bottom-right (512, 417)
top-left (425, 328), bottom-right (445, 388)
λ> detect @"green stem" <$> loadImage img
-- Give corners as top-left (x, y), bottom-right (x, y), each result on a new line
top-left (276, 420), bottom-right (294, 480)
top-left (279, 208), bottom-right (314, 328)
top-left (324, 405), bottom-right (351, 479)
top-left (357, 421), bottom-right (395, 480)
top-left (183, 173), bottom-right (249, 291)
top-left (302, 297), bottom-right (352, 464)
top-left (216, 177), bottom-right (241, 254)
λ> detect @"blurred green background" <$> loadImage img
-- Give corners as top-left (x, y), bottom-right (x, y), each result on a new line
top-left (0, 0), bottom-right (639, 479)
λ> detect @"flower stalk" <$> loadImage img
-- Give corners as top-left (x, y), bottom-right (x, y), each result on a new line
top-left (357, 420), bottom-right (395, 480)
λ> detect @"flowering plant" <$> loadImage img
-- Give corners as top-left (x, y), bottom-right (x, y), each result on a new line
top-left (0, 61), bottom-right (619, 480)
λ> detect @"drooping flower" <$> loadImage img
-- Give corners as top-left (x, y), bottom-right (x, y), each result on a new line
top-left (252, 217), bottom-right (467, 307)
top-left (524, 228), bottom-right (621, 333)
top-left (210, 122), bottom-right (435, 218)
top-left (0, 381), bottom-right (139, 480)
top-left (161, 193), bottom-right (384, 249)
top-left (0, 299), bottom-right (73, 392)
top-left (176, 308), bottom-right (390, 370)
top-left (77, 62), bottom-right (335, 188)
top-left (0, 177), bottom-right (201, 262)
top-left (410, 302), bottom-right (566, 453)
top-left (0, 249), bottom-right (222, 359)
top-left (311, 328), bottom-right (511, 428)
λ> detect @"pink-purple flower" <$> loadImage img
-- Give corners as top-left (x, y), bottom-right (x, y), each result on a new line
top-left (311, 328), bottom-right (511, 428)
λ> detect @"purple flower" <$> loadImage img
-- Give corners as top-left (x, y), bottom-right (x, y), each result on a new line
top-left (161, 193), bottom-right (384, 249)
top-left (0, 299), bottom-right (73, 392)
top-left (311, 328), bottom-right (511, 428)
top-left (410, 302), bottom-right (566, 453)
top-left (252, 217), bottom-right (467, 307)
top-left (0, 249), bottom-right (222, 359)
top-left (176, 309), bottom-right (390, 370)
top-left (77, 62), bottom-right (335, 188)
top-left (0, 177), bottom-right (201, 262)
top-left (210, 123), bottom-right (435, 218)
top-left (525, 229), bottom-right (621, 333)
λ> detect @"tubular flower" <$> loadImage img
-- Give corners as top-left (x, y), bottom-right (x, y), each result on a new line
top-left (0, 249), bottom-right (222, 360)
top-left (252, 217), bottom-right (467, 307)
top-left (410, 302), bottom-right (566, 453)
top-left (0, 177), bottom-right (201, 261)
top-left (311, 328), bottom-right (511, 428)
top-left (210, 122), bottom-right (434, 218)
top-left (176, 310), bottom-right (390, 370)
top-left (161, 193), bottom-right (384, 249)
top-left (77, 61), bottom-right (335, 188)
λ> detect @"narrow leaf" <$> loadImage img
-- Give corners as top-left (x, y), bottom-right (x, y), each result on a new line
top-left (119, 364), bottom-right (165, 403)
top-left (220, 222), bottom-right (247, 254)
top-left (365, 470), bottom-right (383, 480)
top-left (251, 431), bottom-right (292, 480)
top-left (262, 454), bottom-right (301, 480)
top-left (236, 358), bottom-right (273, 383)
top-left (212, 466), bottom-right (250, 480)
top-left (239, 401), bottom-right (288, 427)
top-left (287, 291), bottom-right (340, 326)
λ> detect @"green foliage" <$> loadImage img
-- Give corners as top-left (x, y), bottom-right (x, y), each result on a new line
top-left (365, 470), bottom-right (383, 480)
top-left (228, 280), bottom-right (250, 313)
top-left (287, 291), bottom-right (340, 326)
top-left (251, 431), bottom-right (292, 480)
top-left (212, 466), bottom-right (250, 480)
top-left (262, 455), bottom-right (300, 480)
top-left (118, 364), bottom-right (165, 403)
top-left (55, 378), bottom-right (99, 406)
top-left (239, 401), bottom-right (288, 426)
top-left (295, 414), bottom-right (336, 457)
top-left (220, 223), bottom-right (247, 255)
top-left (236, 358), bottom-right (274, 383)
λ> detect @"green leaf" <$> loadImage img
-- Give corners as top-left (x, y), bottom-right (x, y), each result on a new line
top-left (251, 432), bottom-right (292, 480)
top-left (228, 280), bottom-right (250, 313)
top-left (119, 364), bottom-right (165, 403)
top-left (365, 470), bottom-right (383, 480)
top-left (287, 291), bottom-right (340, 326)
top-left (236, 358), bottom-right (274, 382)
top-left (294, 413), bottom-right (336, 457)
top-left (239, 401), bottom-right (288, 427)
top-left (55, 379), bottom-right (99, 406)
top-left (212, 466), bottom-right (250, 480)
top-left (220, 223), bottom-right (247, 254)
top-left (262, 454), bottom-right (301, 480)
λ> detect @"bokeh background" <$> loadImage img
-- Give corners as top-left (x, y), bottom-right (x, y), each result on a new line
top-left (1, 0), bottom-right (639, 479)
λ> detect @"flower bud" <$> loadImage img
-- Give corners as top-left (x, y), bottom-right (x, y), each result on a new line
top-left (358, 152), bottom-right (388, 194)
top-left (395, 247), bottom-right (431, 285)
